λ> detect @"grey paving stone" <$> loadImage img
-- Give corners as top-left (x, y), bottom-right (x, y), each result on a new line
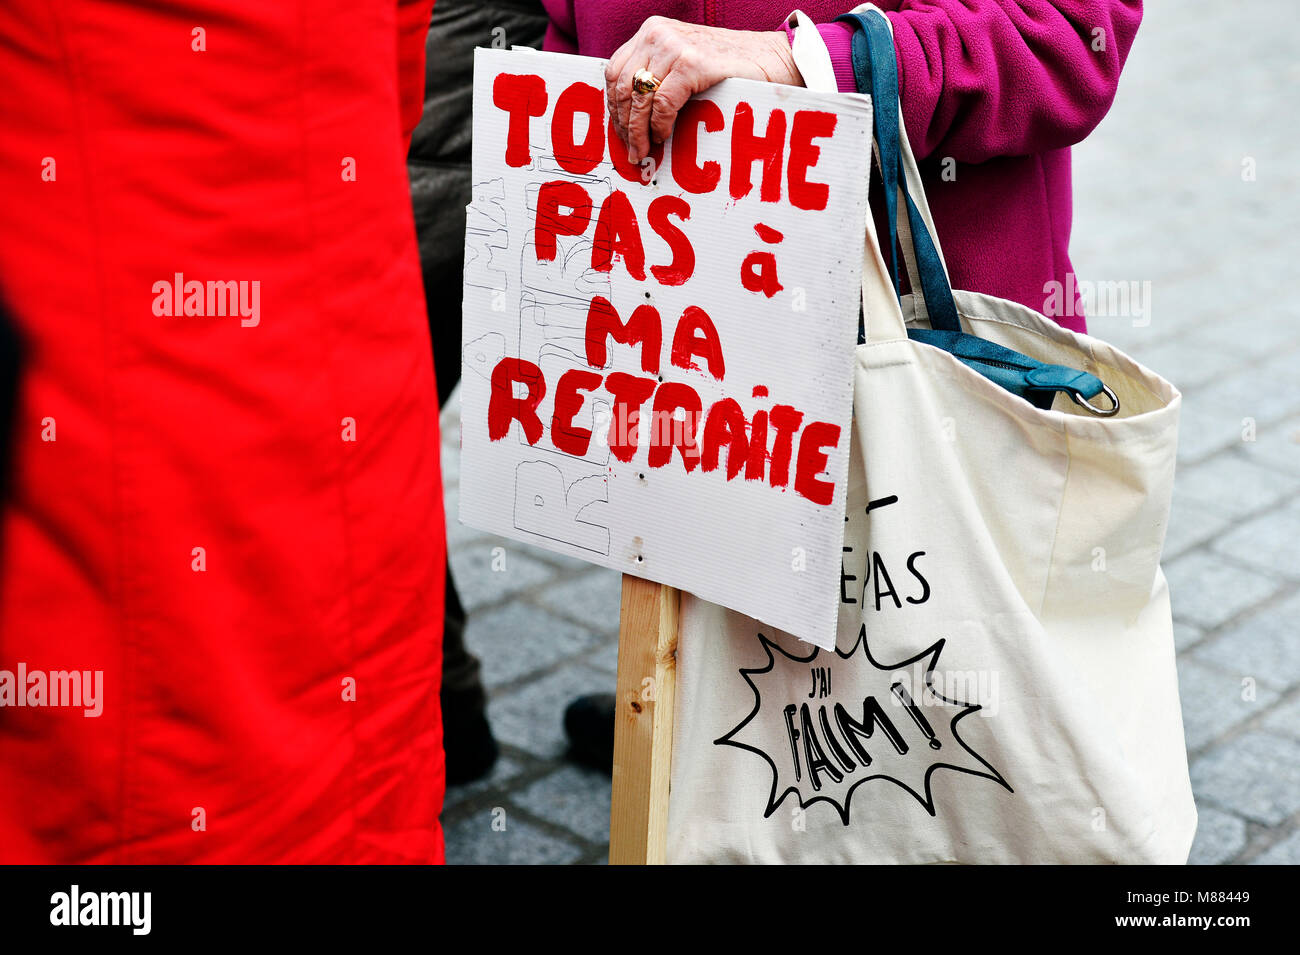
top-left (1193, 589), bottom-right (1300, 690)
top-left (1165, 551), bottom-right (1285, 630)
top-left (1172, 455), bottom-right (1300, 522)
top-left (1187, 805), bottom-right (1249, 865)
top-left (440, 412), bottom-right (462, 487)
top-left (464, 602), bottom-right (603, 689)
top-left (1261, 694), bottom-right (1300, 740)
top-left (1210, 508), bottom-right (1300, 580)
top-left (1237, 418), bottom-right (1300, 476)
top-left (533, 569), bottom-right (624, 636)
top-left (442, 483), bottom-right (496, 553)
top-left (1190, 731), bottom-right (1300, 825)
top-left (1176, 657), bottom-right (1280, 752)
top-left (1249, 828), bottom-right (1300, 865)
top-left (586, 637), bottom-right (621, 676)
top-left (1173, 621), bottom-right (1204, 653)
top-left (1085, 265), bottom-right (1221, 338)
top-left (488, 662), bottom-right (613, 759)
top-left (1133, 269), bottom-right (1212, 323)
top-left (1192, 364), bottom-right (1300, 449)
top-left (1133, 339), bottom-right (1248, 392)
top-left (443, 809), bottom-right (584, 865)
top-left (1175, 397), bottom-right (1257, 465)
top-left (443, 756), bottom-right (526, 812)
top-left (440, 435), bottom-right (461, 484)
top-left (516, 765), bottom-right (612, 845)
top-left (1258, 348), bottom-right (1300, 395)
top-left (1189, 319), bottom-right (1300, 363)
top-left (1087, 313), bottom-right (1175, 355)
top-left (449, 538), bottom-right (559, 613)
top-left (1162, 496), bottom-right (1230, 562)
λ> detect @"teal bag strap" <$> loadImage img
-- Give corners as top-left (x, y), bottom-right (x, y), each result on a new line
top-left (839, 10), bottom-right (961, 334)
top-left (908, 328), bottom-right (1119, 415)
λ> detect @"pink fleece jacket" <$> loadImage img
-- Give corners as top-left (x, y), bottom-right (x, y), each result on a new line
top-left (542, 1), bottom-right (1144, 333)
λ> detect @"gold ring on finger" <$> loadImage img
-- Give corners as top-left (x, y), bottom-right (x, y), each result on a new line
top-left (632, 68), bottom-right (661, 95)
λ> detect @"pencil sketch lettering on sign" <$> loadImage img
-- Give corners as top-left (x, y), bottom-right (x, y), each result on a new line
top-left (460, 48), bottom-right (873, 649)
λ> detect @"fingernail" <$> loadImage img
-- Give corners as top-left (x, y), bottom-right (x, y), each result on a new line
top-left (628, 146), bottom-right (638, 164)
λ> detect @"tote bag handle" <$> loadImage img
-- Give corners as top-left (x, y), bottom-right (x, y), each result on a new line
top-left (838, 9), bottom-right (961, 335)
top-left (786, 6), bottom-right (926, 345)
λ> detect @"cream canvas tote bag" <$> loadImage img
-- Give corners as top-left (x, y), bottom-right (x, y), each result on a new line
top-left (665, 6), bottom-right (1196, 864)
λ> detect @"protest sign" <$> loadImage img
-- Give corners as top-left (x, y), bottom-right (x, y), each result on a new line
top-left (460, 47), bottom-right (872, 650)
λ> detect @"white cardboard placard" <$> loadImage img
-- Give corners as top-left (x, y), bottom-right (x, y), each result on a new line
top-left (460, 48), bottom-right (871, 649)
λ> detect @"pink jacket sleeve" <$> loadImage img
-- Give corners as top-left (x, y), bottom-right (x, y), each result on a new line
top-left (883, 1), bottom-right (1143, 162)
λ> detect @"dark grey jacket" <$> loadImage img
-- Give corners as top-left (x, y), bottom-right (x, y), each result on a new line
top-left (409, 0), bottom-right (549, 402)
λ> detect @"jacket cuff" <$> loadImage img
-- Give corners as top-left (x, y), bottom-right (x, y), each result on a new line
top-left (783, 20), bottom-right (858, 93)
top-left (818, 22), bottom-right (858, 93)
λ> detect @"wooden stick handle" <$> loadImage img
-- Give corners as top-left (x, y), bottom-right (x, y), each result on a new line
top-left (608, 576), bottom-right (680, 865)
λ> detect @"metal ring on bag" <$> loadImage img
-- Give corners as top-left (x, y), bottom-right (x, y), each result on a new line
top-left (1070, 383), bottom-right (1121, 417)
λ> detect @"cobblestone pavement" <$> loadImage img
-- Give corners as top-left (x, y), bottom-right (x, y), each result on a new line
top-left (439, 0), bottom-right (1300, 864)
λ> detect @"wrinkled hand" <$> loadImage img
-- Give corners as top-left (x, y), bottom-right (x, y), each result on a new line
top-left (606, 16), bottom-right (804, 164)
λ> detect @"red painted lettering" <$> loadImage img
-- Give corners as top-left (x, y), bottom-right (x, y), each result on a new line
top-left (670, 305), bottom-right (725, 380)
top-left (767, 404), bottom-right (805, 488)
top-left (701, 398), bottom-right (750, 480)
top-left (672, 100), bottom-right (725, 194)
top-left (604, 372), bottom-right (657, 462)
top-left (647, 196), bottom-right (694, 286)
top-left (787, 110), bottom-right (837, 211)
top-left (648, 382), bottom-right (703, 472)
top-left (551, 368), bottom-right (604, 455)
top-left (730, 103), bottom-right (786, 203)
top-left (592, 190), bottom-right (646, 281)
top-left (488, 358), bottom-right (547, 444)
top-left (584, 295), bottom-right (661, 375)
top-left (535, 180), bottom-right (593, 261)
top-left (493, 73), bottom-right (548, 168)
top-left (552, 82), bottom-right (606, 174)
top-left (795, 421), bottom-right (840, 505)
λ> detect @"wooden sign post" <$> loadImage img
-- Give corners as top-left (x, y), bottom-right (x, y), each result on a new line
top-left (609, 576), bottom-right (679, 865)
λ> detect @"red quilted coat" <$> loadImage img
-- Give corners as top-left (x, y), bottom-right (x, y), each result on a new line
top-left (0, 0), bottom-right (447, 863)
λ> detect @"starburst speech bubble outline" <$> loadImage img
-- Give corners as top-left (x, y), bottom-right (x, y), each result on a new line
top-left (714, 624), bottom-right (1013, 825)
